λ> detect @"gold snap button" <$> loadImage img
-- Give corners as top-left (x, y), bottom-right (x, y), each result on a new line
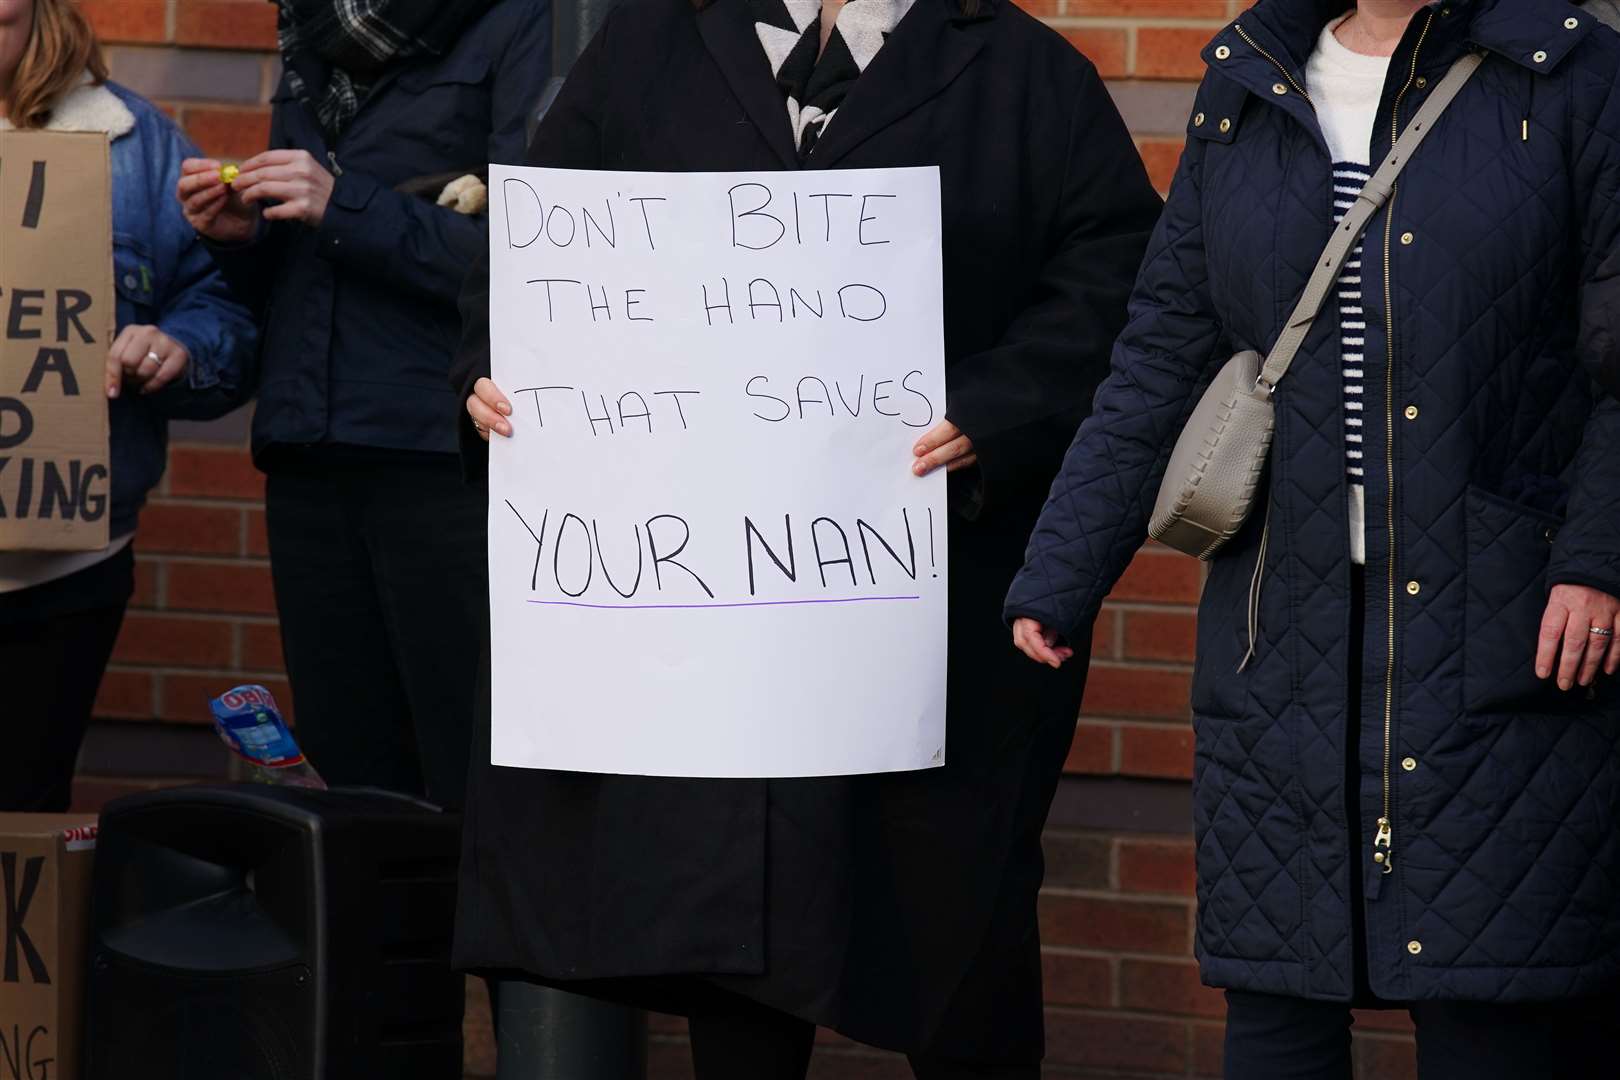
top-left (1415, 76), bottom-right (1428, 89)
top-left (1219, 118), bottom-right (1232, 133)
top-left (1374, 852), bottom-right (1386, 864)
top-left (1402, 757), bottom-right (1418, 772)
top-left (1272, 82), bottom-right (1288, 96)
top-left (1407, 940), bottom-right (1423, 955)
top-left (1566, 17), bottom-right (1580, 29)
top-left (1215, 45), bottom-right (1232, 60)
top-left (1406, 580), bottom-right (1422, 596)
top-left (1194, 112), bottom-right (1206, 127)
top-left (1400, 231), bottom-right (1415, 245)
top-left (1404, 405), bottom-right (1419, 420)
top-left (1533, 50), bottom-right (1549, 63)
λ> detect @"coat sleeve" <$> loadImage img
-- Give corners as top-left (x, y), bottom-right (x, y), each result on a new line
top-left (143, 112), bottom-right (258, 420)
top-left (451, 10), bottom-right (611, 478)
top-left (944, 61), bottom-right (1162, 519)
top-left (312, 9), bottom-right (553, 303)
top-left (1003, 130), bottom-right (1226, 642)
top-left (1548, 60), bottom-right (1620, 599)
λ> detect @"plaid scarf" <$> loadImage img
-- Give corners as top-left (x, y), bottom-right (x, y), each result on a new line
top-left (275, 0), bottom-right (495, 138)
top-left (750, 0), bottom-right (916, 158)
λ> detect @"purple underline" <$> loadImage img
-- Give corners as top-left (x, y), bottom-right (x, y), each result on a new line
top-left (526, 595), bottom-right (923, 611)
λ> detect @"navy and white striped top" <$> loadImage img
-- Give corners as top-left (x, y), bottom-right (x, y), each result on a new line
top-left (1333, 164), bottom-right (1373, 500)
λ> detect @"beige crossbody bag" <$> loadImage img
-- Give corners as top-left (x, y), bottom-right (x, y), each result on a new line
top-left (1149, 50), bottom-right (1485, 560)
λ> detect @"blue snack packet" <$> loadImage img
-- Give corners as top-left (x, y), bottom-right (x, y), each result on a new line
top-left (210, 685), bottom-right (326, 787)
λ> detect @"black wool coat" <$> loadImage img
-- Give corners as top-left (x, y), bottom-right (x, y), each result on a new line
top-left (450, 0), bottom-right (1161, 1061)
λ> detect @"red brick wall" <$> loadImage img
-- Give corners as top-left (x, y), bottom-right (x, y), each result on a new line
top-left (74, 3), bottom-right (1417, 1077)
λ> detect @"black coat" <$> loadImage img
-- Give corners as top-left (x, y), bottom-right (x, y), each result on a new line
top-left (450, 0), bottom-right (1160, 1061)
top-left (210, 0), bottom-right (551, 459)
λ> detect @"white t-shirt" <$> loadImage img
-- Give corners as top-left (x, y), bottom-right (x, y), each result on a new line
top-left (1306, 18), bottom-right (1392, 566)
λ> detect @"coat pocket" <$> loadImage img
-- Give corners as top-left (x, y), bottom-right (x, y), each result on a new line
top-left (113, 232), bottom-right (159, 325)
top-left (1463, 485), bottom-right (1572, 716)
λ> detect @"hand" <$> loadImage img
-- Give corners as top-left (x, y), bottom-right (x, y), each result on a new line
top-left (233, 150), bottom-right (336, 227)
top-left (912, 420), bottom-right (976, 477)
top-left (1535, 584), bottom-right (1620, 690)
top-left (467, 377), bottom-right (513, 441)
top-left (178, 158), bottom-right (260, 245)
top-left (1013, 617), bottom-right (1075, 670)
top-left (105, 325), bottom-right (189, 399)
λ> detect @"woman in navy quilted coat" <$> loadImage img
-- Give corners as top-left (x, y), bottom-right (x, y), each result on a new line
top-left (1006, 0), bottom-right (1620, 1076)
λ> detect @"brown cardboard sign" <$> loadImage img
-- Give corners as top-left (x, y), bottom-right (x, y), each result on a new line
top-left (0, 130), bottom-right (114, 552)
top-left (0, 813), bottom-right (98, 1080)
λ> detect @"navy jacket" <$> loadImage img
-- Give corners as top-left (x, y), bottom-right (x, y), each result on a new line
top-left (1007, 0), bottom-right (1620, 1003)
top-left (211, 0), bottom-right (550, 459)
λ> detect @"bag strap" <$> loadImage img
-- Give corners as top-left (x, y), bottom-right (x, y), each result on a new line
top-left (1256, 50), bottom-right (1486, 394)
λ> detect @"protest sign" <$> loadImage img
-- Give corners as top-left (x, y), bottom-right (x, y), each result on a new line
top-left (0, 814), bottom-right (97, 1080)
top-left (0, 131), bottom-right (113, 552)
top-left (487, 167), bottom-right (948, 778)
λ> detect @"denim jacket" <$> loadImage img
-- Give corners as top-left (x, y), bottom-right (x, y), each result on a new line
top-left (13, 80), bottom-right (258, 538)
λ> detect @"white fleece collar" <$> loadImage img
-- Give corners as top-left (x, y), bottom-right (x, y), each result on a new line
top-left (0, 80), bottom-right (135, 138)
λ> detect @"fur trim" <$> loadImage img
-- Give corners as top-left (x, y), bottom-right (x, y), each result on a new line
top-left (0, 81), bottom-right (136, 138)
top-left (437, 174), bottom-right (488, 215)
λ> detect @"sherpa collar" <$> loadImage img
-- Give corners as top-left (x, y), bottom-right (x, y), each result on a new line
top-left (0, 79), bottom-right (136, 138)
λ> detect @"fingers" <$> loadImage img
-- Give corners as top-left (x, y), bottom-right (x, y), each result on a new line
top-left (240, 149), bottom-right (310, 173)
top-left (1013, 619), bottom-right (1069, 670)
top-left (180, 157), bottom-right (221, 177)
top-left (106, 325), bottom-right (156, 399)
top-left (467, 394), bottom-right (510, 439)
top-left (946, 452), bottom-right (980, 475)
top-left (1536, 599), bottom-right (1569, 681)
top-left (1556, 613), bottom-right (1589, 692)
top-left (473, 378), bottom-right (512, 415)
top-left (238, 179), bottom-right (303, 207)
top-left (912, 419), bottom-right (962, 457)
top-left (142, 348), bottom-right (188, 396)
top-left (913, 435), bottom-right (973, 477)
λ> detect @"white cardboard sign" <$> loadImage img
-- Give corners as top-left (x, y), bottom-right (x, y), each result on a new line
top-left (486, 166), bottom-right (948, 778)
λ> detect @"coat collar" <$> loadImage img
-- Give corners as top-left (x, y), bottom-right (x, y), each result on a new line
top-left (695, 0), bottom-right (990, 170)
top-left (0, 78), bottom-right (136, 138)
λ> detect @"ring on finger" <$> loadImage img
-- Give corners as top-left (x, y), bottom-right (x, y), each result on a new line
top-left (1589, 626), bottom-right (1615, 639)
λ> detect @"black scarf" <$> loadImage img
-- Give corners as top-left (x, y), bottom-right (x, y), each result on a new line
top-left (749, 0), bottom-right (915, 158)
top-left (275, 0), bottom-right (495, 139)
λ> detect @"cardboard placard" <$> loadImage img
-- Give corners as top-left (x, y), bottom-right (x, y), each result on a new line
top-left (0, 131), bottom-right (114, 551)
top-left (0, 813), bottom-right (98, 1080)
top-left (486, 166), bottom-right (949, 778)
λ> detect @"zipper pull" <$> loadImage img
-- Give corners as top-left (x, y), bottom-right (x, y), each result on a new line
top-left (1367, 817), bottom-right (1394, 898)
top-left (327, 151), bottom-right (344, 177)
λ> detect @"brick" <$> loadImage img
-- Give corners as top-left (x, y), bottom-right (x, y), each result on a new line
top-left (1123, 608), bottom-right (1197, 662)
top-left (69, 776), bottom-right (174, 814)
top-left (132, 556), bottom-right (161, 607)
top-left (1119, 723), bottom-right (1195, 779)
top-left (1109, 548), bottom-right (1202, 604)
top-left (1064, 721), bottom-right (1114, 775)
top-left (1089, 608), bottom-right (1119, 659)
top-left (1067, 1), bottom-right (1231, 13)
top-left (1011, 0), bottom-right (1061, 16)
top-left (1081, 664), bottom-right (1191, 719)
top-left (167, 446), bottom-right (264, 499)
top-left (94, 668), bottom-right (157, 720)
top-left (1043, 831), bottom-right (1112, 889)
top-left (1137, 27), bottom-right (1216, 80)
top-left (182, 105), bottom-right (273, 162)
top-left (1193, 1020), bottom-right (1226, 1077)
top-left (244, 508), bottom-right (269, 556)
top-left (137, 502), bottom-right (241, 555)
top-left (463, 975), bottom-right (496, 1078)
top-left (1117, 836), bottom-right (1196, 895)
top-left (161, 672), bottom-right (292, 724)
top-left (106, 45), bottom-right (268, 104)
top-left (175, 1), bottom-right (281, 51)
top-left (1040, 950), bottom-right (1112, 1008)
top-left (1061, 28), bottom-right (1128, 79)
top-left (81, 1), bottom-right (170, 44)
top-left (1038, 893), bottom-right (1190, 954)
top-left (112, 612), bottom-right (235, 668)
top-left (1045, 1009), bottom-right (1189, 1074)
top-left (1354, 1033), bottom-right (1418, 1080)
top-left (1120, 958), bottom-right (1224, 1018)
top-left (1138, 136), bottom-right (1187, 193)
top-left (167, 559), bottom-right (277, 615)
top-left (240, 620), bottom-right (285, 672)
top-left (647, 1042), bottom-right (696, 1080)
top-left (1352, 1008), bottom-right (1416, 1033)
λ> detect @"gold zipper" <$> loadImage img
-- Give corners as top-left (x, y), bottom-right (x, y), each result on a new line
top-left (1233, 23), bottom-right (1313, 103)
top-left (1374, 8), bottom-right (1435, 881)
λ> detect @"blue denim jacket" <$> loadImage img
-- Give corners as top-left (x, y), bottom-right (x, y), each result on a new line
top-left (80, 82), bottom-right (256, 536)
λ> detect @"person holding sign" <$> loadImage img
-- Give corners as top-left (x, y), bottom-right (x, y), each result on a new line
top-left (0, 0), bottom-right (256, 812)
top-left (1007, 1), bottom-right (1620, 1076)
top-left (175, 0), bottom-right (551, 808)
top-left (452, 1), bottom-right (1161, 1076)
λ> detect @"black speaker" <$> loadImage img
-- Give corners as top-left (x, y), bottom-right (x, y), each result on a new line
top-left (83, 785), bottom-right (464, 1080)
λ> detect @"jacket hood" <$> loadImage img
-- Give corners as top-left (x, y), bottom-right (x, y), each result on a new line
top-left (0, 77), bottom-right (136, 138)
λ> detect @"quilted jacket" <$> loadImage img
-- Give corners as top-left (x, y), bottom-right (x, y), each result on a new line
top-left (1006, 0), bottom-right (1620, 1003)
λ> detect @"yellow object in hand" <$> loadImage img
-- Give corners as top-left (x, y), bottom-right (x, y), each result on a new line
top-left (220, 164), bottom-right (241, 185)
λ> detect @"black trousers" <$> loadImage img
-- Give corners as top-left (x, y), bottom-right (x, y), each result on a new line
top-left (264, 451), bottom-right (486, 809)
top-left (684, 987), bottom-right (1037, 1080)
top-left (1223, 568), bottom-right (1619, 1078)
top-left (0, 600), bottom-right (126, 812)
